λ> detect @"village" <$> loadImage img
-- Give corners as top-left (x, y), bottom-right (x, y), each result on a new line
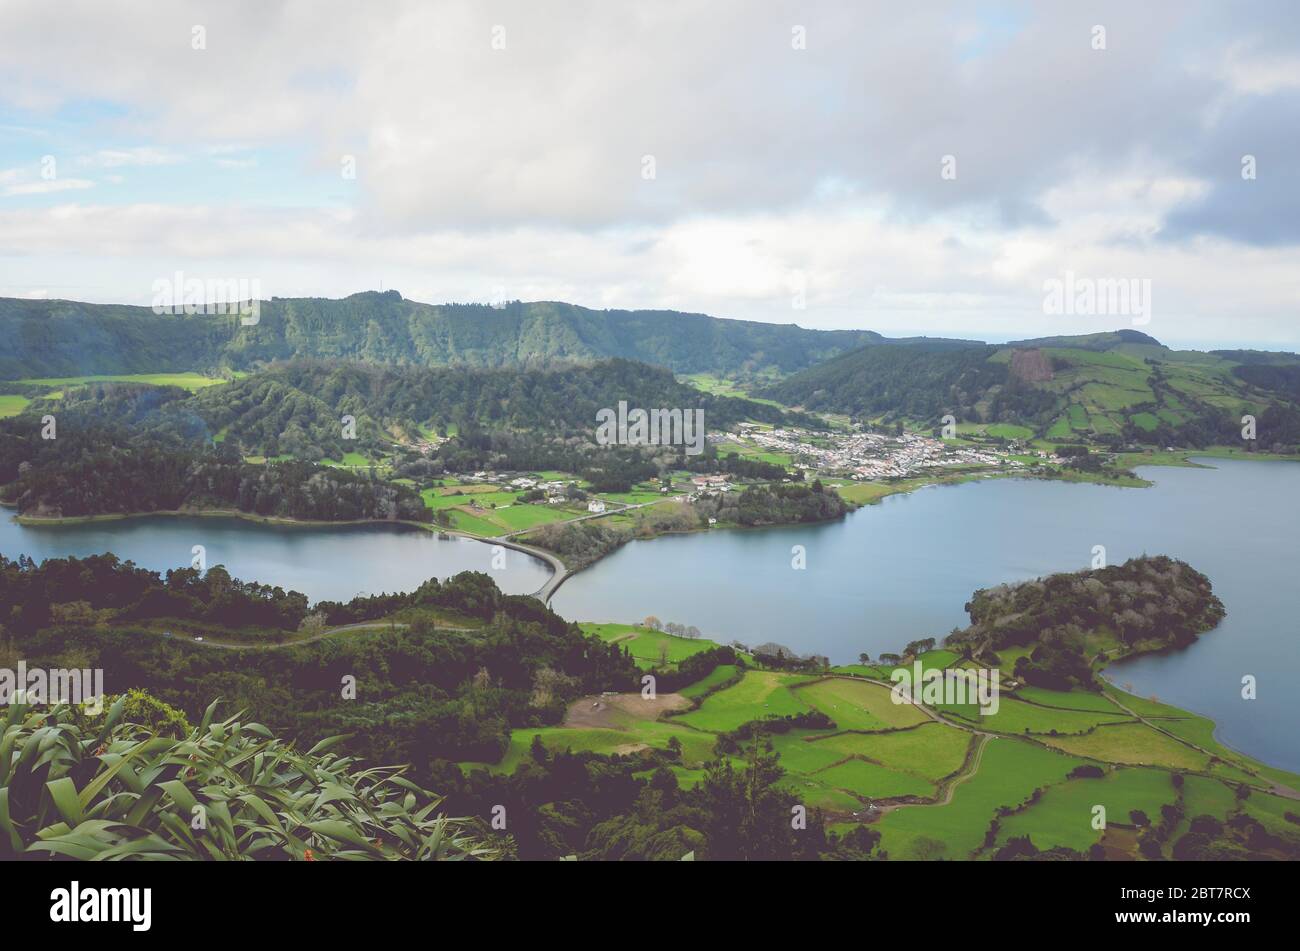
top-left (716, 422), bottom-right (1065, 481)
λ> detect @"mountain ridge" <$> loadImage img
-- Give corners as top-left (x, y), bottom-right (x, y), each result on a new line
top-left (0, 291), bottom-right (981, 379)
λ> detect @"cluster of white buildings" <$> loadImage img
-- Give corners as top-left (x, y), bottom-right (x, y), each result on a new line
top-left (471, 472), bottom-right (579, 503)
top-left (719, 424), bottom-right (1044, 481)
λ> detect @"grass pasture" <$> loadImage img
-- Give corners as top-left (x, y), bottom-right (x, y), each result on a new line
top-left (939, 695), bottom-right (1131, 736)
top-left (874, 738), bottom-right (1084, 860)
top-left (674, 670), bottom-right (814, 733)
top-left (994, 767), bottom-right (1179, 853)
top-left (680, 664), bottom-right (741, 699)
top-left (21, 371), bottom-right (231, 392)
top-left (1038, 721), bottom-right (1211, 771)
top-left (810, 722), bottom-right (973, 783)
top-left (583, 622), bottom-right (719, 670)
top-left (0, 394), bottom-right (30, 417)
top-left (815, 759), bottom-right (934, 800)
top-left (794, 677), bottom-right (930, 731)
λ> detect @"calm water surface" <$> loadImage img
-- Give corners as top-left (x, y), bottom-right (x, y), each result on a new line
top-left (0, 515), bottom-right (552, 603)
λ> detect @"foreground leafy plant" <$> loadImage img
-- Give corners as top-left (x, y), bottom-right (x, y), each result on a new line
top-left (0, 696), bottom-right (505, 861)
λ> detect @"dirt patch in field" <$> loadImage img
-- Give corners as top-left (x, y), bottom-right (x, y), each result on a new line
top-left (1010, 347), bottom-right (1054, 383)
top-left (1098, 826), bottom-right (1139, 860)
top-left (563, 692), bottom-right (691, 729)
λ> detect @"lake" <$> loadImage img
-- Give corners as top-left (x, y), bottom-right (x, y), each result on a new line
top-left (553, 458), bottom-right (1300, 772)
top-left (0, 514), bottom-right (553, 603)
top-left (2, 457), bottom-right (1297, 771)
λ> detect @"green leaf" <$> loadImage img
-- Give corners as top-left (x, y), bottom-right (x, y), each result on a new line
top-left (45, 776), bottom-right (85, 827)
top-left (306, 734), bottom-right (352, 756)
top-left (158, 780), bottom-right (199, 815)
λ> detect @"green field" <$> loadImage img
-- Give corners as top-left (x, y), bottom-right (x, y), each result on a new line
top-left (810, 723), bottom-right (973, 783)
top-left (814, 759), bottom-right (934, 799)
top-left (675, 671), bottom-right (814, 732)
top-left (0, 394), bottom-right (30, 417)
top-left (20, 372), bottom-right (231, 392)
top-left (1180, 774), bottom-right (1240, 823)
top-left (681, 373), bottom-right (785, 409)
top-left (452, 606), bottom-right (1300, 862)
top-left (321, 451), bottom-right (378, 467)
top-left (446, 510), bottom-right (507, 536)
top-left (938, 695), bottom-right (1132, 736)
top-left (995, 767), bottom-right (1179, 853)
top-left (795, 677), bottom-right (929, 731)
top-left (422, 485), bottom-right (583, 535)
top-left (583, 622), bottom-right (720, 670)
top-left (1040, 721), bottom-right (1212, 771)
top-left (680, 664), bottom-right (740, 699)
top-left (492, 503), bottom-right (576, 531)
top-left (874, 738), bottom-right (1083, 859)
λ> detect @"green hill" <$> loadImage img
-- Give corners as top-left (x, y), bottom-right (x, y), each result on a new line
top-left (0, 292), bottom-right (902, 378)
top-left (757, 331), bottom-right (1300, 450)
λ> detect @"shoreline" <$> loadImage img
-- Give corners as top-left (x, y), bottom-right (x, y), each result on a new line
top-left (6, 448), bottom-right (1295, 605)
top-left (6, 481), bottom-right (1300, 783)
top-left (3, 503), bottom-right (568, 601)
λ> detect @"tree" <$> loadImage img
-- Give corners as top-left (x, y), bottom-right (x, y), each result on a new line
top-left (858, 652), bottom-right (871, 665)
top-left (643, 615), bottom-right (662, 631)
top-left (697, 738), bottom-right (807, 861)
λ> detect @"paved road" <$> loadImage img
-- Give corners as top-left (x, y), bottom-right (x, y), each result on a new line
top-left (486, 498), bottom-right (670, 602)
top-left (485, 536), bottom-right (569, 602)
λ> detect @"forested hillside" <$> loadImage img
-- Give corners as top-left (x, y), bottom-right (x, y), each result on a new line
top-left (191, 358), bottom-right (807, 456)
top-left (0, 292), bottom-right (895, 377)
top-left (0, 358), bottom-right (813, 516)
top-left (759, 331), bottom-right (1300, 451)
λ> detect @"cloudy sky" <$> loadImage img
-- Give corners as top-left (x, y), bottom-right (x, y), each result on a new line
top-left (1, 0), bottom-right (1298, 349)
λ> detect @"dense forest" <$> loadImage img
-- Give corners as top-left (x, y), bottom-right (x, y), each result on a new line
top-left (192, 358), bottom-right (811, 455)
top-left (0, 413), bottom-right (428, 520)
top-left (701, 480), bottom-right (847, 527)
top-left (758, 343), bottom-right (1013, 420)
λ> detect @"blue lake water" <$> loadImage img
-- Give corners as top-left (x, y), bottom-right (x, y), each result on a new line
top-left (2, 457), bottom-right (1297, 771)
top-left (0, 515), bottom-right (552, 603)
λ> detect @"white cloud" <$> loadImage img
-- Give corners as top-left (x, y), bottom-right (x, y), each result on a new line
top-left (1219, 41), bottom-right (1300, 95)
top-left (0, 1), bottom-right (1296, 346)
top-left (76, 148), bottom-right (182, 168)
top-left (2, 177), bottom-right (95, 197)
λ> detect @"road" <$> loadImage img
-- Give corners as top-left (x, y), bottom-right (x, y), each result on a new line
top-left (485, 497), bottom-right (669, 602)
top-left (140, 620), bottom-right (470, 651)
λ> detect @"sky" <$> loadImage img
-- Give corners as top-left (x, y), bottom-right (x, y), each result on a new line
top-left (0, 1), bottom-right (1298, 350)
